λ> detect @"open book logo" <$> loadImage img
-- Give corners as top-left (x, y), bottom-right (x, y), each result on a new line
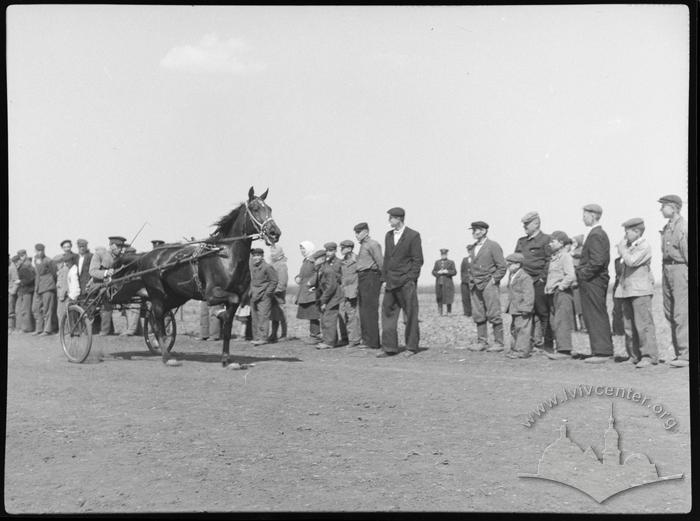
top-left (519, 403), bottom-right (683, 503)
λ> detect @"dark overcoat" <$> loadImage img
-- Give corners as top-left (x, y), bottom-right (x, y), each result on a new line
top-left (432, 259), bottom-right (456, 304)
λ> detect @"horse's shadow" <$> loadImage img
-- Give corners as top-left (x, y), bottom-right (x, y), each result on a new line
top-left (109, 350), bottom-right (302, 364)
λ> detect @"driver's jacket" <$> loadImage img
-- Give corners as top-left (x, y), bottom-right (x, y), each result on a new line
top-left (88, 247), bottom-right (117, 282)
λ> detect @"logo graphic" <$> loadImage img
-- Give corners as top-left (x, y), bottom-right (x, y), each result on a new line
top-left (519, 403), bottom-right (683, 502)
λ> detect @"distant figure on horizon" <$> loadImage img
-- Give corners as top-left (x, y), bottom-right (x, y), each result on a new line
top-left (432, 248), bottom-right (456, 316)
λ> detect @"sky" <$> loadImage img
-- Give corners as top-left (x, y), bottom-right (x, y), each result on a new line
top-left (7, 5), bottom-right (689, 285)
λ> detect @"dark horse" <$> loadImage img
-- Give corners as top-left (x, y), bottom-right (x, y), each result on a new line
top-left (114, 187), bottom-right (280, 366)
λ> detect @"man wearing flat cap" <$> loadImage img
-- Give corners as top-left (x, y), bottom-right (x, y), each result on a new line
top-left (614, 218), bottom-right (659, 368)
top-left (88, 236), bottom-right (127, 335)
top-left (354, 222), bottom-right (383, 349)
top-left (514, 211), bottom-right (553, 351)
top-left (316, 242), bottom-right (344, 349)
top-left (575, 204), bottom-right (613, 363)
top-left (466, 221), bottom-right (507, 351)
top-left (249, 247), bottom-right (278, 346)
top-left (32, 243), bottom-right (58, 336)
top-left (658, 194), bottom-right (688, 367)
top-left (432, 249), bottom-right (457, 316)
top-left (379, 207), bottom-right (424, 357)
top-left (60, 240), bottom-right (78, 263)
top-left (338, 240), bottom-right (361, 347)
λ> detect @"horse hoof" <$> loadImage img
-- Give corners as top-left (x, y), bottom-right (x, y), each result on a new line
top-left (165, 359), bottom-right (182, 366)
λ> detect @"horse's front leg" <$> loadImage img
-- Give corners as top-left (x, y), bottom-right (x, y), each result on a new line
top-left (149, 298), bottom-right (170, 364)
top-left (221, 303), bottom-right (237, 367)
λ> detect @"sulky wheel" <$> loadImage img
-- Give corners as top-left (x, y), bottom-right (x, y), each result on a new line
top-left (59, 304), bottom-right (93, 363)
top-left (143, 308), bottom-right (176, 354)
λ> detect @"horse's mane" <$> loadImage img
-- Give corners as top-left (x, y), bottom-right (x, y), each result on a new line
top-left (208, 202), bottom-right (246, 242)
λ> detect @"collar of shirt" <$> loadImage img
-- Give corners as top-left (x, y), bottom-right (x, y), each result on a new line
top-left (527, 229), bottom-right (541, 240)
top-left (393, 225), bottom-right (405, 241)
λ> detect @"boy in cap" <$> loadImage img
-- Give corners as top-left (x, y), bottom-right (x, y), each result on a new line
top-left (316, 243), bottom-right (344, 349)
top-left (543, 231), bottom-right (576, 359)
top-left (338, 240), bottom-right (361, 346)
top-left (569, 234), bottom-right (586, 332)
top-left (466, 221), bottom-right (506, 352)
top-left (354, 222), bottom-right (383, 349)
top-left (575, 204), bottom-right (613, 363)
top-left (504, 253), bottom-right (534, 358)
top-left (16, 250), bottom-right (36, 332)
top-left (614, 218), bottom-right (658, 368)
top-left (249, 247), bottom-right (278, 346)
top-left (379, 207), bottom-right (424, 357)
top-left (432, 248), bottom-right (457, 316)
top-left (658, 194), bottom-right (688, 367)
top-left (514, 211), bottom-right (553, 351)
top-left (268, 244), bottom-right (289, 343)
top-left (32, 243), bottom-right (57, 336)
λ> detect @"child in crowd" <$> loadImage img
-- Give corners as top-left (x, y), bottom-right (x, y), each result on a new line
top-left (504, 253), bottom-right (535, 359)
top-left (544, 231), bottom-right (576, 359)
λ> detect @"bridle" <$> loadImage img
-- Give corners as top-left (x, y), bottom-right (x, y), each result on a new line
top-left (244, 197), bottom-right (276, 245)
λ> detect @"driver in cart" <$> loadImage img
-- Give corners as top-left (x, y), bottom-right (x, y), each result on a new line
top-left (88, 235), bottom-right (128, 336)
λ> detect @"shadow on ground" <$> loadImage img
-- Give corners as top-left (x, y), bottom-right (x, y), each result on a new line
top-left (108, 350), bottom-right (303, 364)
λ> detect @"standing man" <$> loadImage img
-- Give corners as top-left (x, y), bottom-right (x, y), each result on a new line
top-left (658, 194), bottom-right (688, 368)
top-left (460, 246), bottom-right (473, 317)
top-left (354, 222), bottom-right (383, 349)
top-left (76, 239), bottom-right (93, 296)
top-left (575, 204), bottom-right (614, 363)
top-left (60, 239), bottom-right (77, 263)
top-left (32, 243), bottom-right (57, 336)
top-left (466, 222), bottom-right (507, 352)
top-left (8, 255), bottom-right (20, 332)
top-left (432, 249), bottom-right (457, 316)
top-left (316, 243), bottom-right (344, 349)
top-left (379, 207), bottom-right (423, 358)
top-left (89, 236), bottom-right (127, 336)
top-left (249, 247), bottom-right (278, 346)
top-left (268, 244), bottom-right (289, 343)
top-left (338, 240), bottom-right (361, 347)
top-left (16, 250), bottom-right (35, 333)
top-left (55, 253), bottom-right (71, 326)
top-left (514, 211), bottom-right (553, 351)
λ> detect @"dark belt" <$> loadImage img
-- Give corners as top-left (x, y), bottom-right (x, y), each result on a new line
top-left (663, 260), bottom-right (686, 266)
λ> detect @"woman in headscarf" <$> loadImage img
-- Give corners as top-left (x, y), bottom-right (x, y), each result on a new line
top-left (295, 241), bottom-right (322, 344)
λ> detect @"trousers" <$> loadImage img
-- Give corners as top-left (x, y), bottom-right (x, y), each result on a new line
top-left (32, 291), bottom-right (57, 333)
top-left (357, 270), bottom-right (382, 348)
top-left (622, 295), bottom-right (658, 362)
top-left (578, 279), bottom-right (613, 356)
top-left (662, 264), bottom-right (688, 357)
top-left (381, 281), bottom-right (420, 352)
top-left (321, 304), bottom-right (340, 345)
top-left (251, 297), bottom-right (272, 341)
top-left (460, 282), bottom-right (472, 316)
top-left (549, 289), bottom-right (574, 352)
top-left (470, 281), bottom-right (503, 344)
top-left (339, 297), bottom-right (361, 344)
top-left (510, 314), bottom-right (532, 353)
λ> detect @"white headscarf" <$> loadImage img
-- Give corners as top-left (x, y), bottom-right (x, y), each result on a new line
top-left (299, 241), bottom-right (315, 259)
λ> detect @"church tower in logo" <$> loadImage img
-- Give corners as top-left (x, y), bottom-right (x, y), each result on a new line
top-left (602, 403), bottom-right (620, 466)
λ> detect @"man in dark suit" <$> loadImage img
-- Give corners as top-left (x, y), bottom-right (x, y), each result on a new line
top-left (466, 221), bottom-right (507, 352)
top-left (432, 248), bottom-right (457, 315)
top-left (575, 204), bottom-right (614, 363)
top-left (379, 207), bottom-right (424, 357)
top-left (460, 246), bottom-right (473, 316)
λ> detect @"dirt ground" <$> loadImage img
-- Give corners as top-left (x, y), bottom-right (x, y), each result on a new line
top-left (4, 289), bottom-right (692, 513)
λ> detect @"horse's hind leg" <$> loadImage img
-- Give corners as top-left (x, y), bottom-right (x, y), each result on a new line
top-left (221, 303), bottom-right (237, 367)
top-left (150, 298), bottom-right (170, 364)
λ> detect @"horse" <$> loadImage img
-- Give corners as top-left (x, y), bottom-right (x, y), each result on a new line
top-left (113, 186), bottom-right (281, 366)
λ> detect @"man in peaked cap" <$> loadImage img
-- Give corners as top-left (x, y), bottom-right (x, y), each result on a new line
top-left (514, 211), bottom-right (553, 351)
top-left (575, 204), bottom-right (613, 363)
top-left (32, 243), bottom-right (58, 336)
top-left (432, 248), bottom-right (457, 316)
top-left (658, 194), bottom-right (688, 367)
top-left (466, 221), bottom-right (507, 351)
top-left (151, 240), bottom-right (166, 249)
top-left (614, 217), bottom-right (659, 368)
top-left (88, 235), bottom-right (128, 335)
top-left (354, 221), bottom-right (384, 349)
top-left (249, 247), bottom-right (278, 346)
top-left (379, 207), bottom-right (424, 357)
top-left (337, 239), bottom-right (361, 347)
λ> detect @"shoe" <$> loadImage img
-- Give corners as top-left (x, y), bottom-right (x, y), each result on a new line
top-left (303, 337), bottom-right (321, 345)
top-left (669, 359), bottom-right (689, 368)
top-left (31, 331), bottom-right (41, 336)
top-left (336, 341), bottom-right (349, 347)
top-left (584, 356), bottom-right (611, 364)
top-left (403, 350), bottom-right (419, 358)
top-left (38, 332), bottom-right (50, 337)
top-left (376, 351), bottom-right (398, 358)
top-left (316, 343), bottom-right (333, 349)
top-left (545, 351), bottom-right (571, 360)
top-left (486, 345), bottom-right (504, 353)
top-left (209, 337), bottom-right (222, 341)
top-left (613, 355), bottom-right (630, 363)
top-left (251, 340), bottom-right (267, 346)
top-left (468, 343), bottom-right (488, 352)
top-left (506, 351), bottom-right (531, 359)
top-left (267, 338), bottom-right (278, 344)
top-left (196, 336), bottom-right (209, 341)
top-left (635, 358), bottom-right (657, 369)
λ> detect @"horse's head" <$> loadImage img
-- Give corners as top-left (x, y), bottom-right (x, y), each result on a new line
top-left (245, 186), bottom-right (281, 245)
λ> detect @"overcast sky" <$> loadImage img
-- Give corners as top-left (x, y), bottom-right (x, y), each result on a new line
top-left (7, 5), bottom-right (689, 284)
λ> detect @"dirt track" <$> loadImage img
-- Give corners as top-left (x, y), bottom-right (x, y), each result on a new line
top-left (4, 293), bottom-right (692, 513)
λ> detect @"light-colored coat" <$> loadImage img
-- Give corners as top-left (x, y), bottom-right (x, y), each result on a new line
top-left (614, 237), bottom-right (654, 298)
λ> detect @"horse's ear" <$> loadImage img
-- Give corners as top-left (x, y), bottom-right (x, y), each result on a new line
top-left (248, 186), bottom-right (255, 201)
top-left (260, 188), bottom-right (269, 201)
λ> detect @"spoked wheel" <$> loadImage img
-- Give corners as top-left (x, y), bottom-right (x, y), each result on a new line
top-left (143, 309), bottom-right (177, 354)
top-left (60, 304), bottom-right (93, 363)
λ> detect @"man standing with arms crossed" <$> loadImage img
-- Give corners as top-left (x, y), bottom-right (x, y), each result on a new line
top-left (658, 195), bottom-right (689, 368)
top-left (379, 207), bottom-right (424, 358)
top-left (354, 222), bottom-right (383, 349)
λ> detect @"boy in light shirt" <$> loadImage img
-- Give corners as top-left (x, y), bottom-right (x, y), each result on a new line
top-left (544, 231), bottom-right (576, 359)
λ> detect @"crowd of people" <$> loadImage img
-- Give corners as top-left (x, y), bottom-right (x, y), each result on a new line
top-left (9, 194), bottom-right (688, 370)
